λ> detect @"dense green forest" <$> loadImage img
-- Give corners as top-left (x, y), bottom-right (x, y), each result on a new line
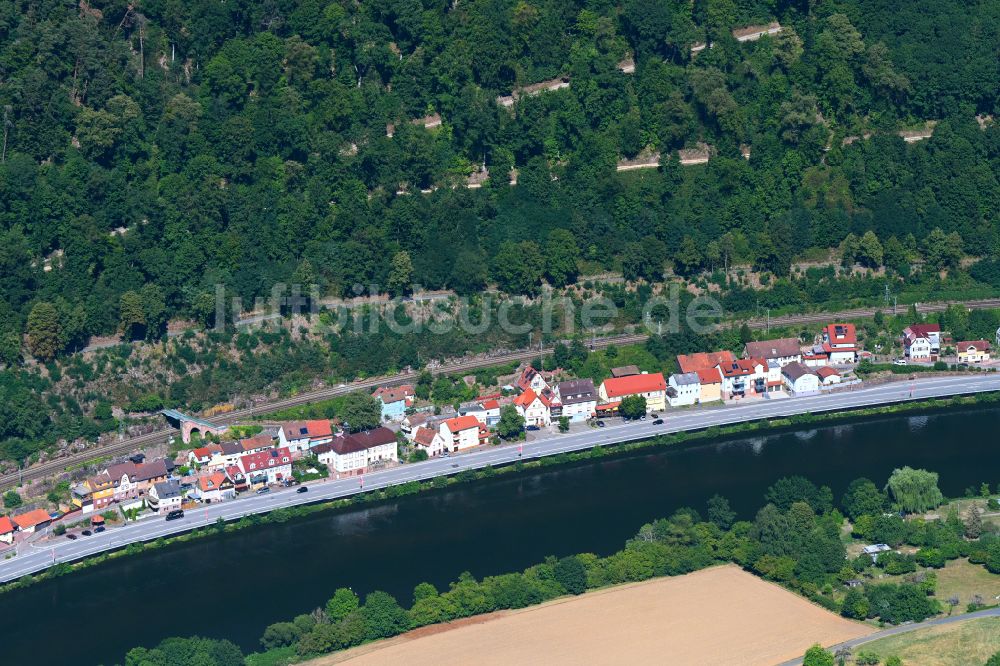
top-left (1, 0), bottom-right (999, 363)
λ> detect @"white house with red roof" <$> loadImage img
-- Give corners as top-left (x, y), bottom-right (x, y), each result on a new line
top-left (12, 508), bottom-right (52, 534)
top-left (411, 426), bottom-right (446, 457)
top-left (188, 443), bottom-right (223, 466)
top-left (312, 427), bottom-right (398, 475)
top-left (439, 415), bottom-right (488, 452)
top-left (903, 323), bottom-right (941, 360)
top-left (514, 388), bottom-right (554, 426)
top-left (278, 420), bottom-right (334, 454)
top-left (815, 366), bottom-right (842, 386)
top-left (479, 399), bottom-right (502, 426)
top-left (715, 358), bottom-right (766, 400)
top-left (515, 366), bottom-right (549, 394)
top-left (239, 447), bottom-right (293, 486)
top-left (0, 515), bottom-right (16, 544)
top-left (821, 323), bottom-right (859, 364)
top-left (598, 372), bottom-right (667, 412)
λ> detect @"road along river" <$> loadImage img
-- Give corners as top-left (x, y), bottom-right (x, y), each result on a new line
top-left (1, 394), bottom-right (1000, 664)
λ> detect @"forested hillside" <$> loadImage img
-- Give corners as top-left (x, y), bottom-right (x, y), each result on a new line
top-left (1, 0), bottom-right (999, 361)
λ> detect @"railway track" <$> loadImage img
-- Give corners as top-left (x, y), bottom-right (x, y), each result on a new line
top-left (4, 297), bottom-right (999, 491)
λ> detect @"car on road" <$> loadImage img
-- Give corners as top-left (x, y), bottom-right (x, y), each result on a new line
top-left (81, 529), bottom-right (92, 536)
top-left (596, 420), bottom-right (605, 427)
top-left (526, 425), bottom-right (540, 431)
top-left (94, 525), bottom-right (105, 533)
top-left (165, 509), bottom-right (184, 521)
top-left (893, 359), bottom-right (908, 366)
top-left (296, 486), bottom-right (308, 494)
top-left (450, 463), bottom-right (459, 468)
top-left (441, 452), bottom-right (450, 457)
top-left (652, 419), bottom-right (664, 425)
top-left (639, 415), bottom-right (647, 421)
top-left (256, 487), bottom-right (271, 495)
top-left (66, 533), bottom-right (78, 540)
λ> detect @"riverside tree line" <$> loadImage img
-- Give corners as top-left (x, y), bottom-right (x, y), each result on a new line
top-left (121, 466), bottom-right (1000, 665)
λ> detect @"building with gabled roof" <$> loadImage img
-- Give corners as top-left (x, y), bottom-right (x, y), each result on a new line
top-left (667, 372), bottom-right (700, 407)
top-left (744, 338), bottom-right (802, 367)
top-left (599, 373), bottom-right (667, 412)
top-left (314, 427), bottom-right (398, 476)
top-left (0, 515), bottom-right (16, 543)
top-left (555, 379), bottom-right (597, 422)
top-left (957, 340), bottom-right (991, 364)
top-left (12, 508), bottom-right (52, 534)
top-left (821, 323), bottom-right (858, 364)
top-left (239, 447), bottom-right (293, 487)
top-left (514, 388), bottom-right (556, 427)
top-left (903, 323), bottom-right (942, 360)
top-left (677, 351), bottom-right (735, 374)
top-left (412, 426), bottom-right (446, 457)
top-left (515, 366), bottom-right (549, 394)
top-left (782, 362), bottom-right (819, 395)
top-left (440, 416), bottom-right (488, 452)
top-left (278, 420), bottom-right (334, 454)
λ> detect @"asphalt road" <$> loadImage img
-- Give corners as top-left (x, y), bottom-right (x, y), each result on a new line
top-left (777, 606), bottom-right (1000, 666)
top-left (2, 373), bottom-right (999, 585)
top-left (9, 296), bottom-right (1000, 492)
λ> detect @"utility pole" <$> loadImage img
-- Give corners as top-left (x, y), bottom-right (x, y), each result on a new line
top-left (766, 308), bottom-right (770, 333)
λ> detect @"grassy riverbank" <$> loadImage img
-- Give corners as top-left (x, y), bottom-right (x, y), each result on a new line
top-left (4, 390), bottom-right (1000, 596)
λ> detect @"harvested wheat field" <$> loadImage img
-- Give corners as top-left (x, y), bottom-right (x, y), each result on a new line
top-left (310, 565), bottom-right (873, 666)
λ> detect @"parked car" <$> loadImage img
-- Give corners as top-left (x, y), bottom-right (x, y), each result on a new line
top-left (596, 420), bottom-right (605, 428)
top-left (296, 486), bottom-right (308, 494)
top-left (652, 419), bottom-right (664, 425)
top-left (94, 525), bottom-right (105, 533)
top-left (649, 413), bottom-right (659, 419)
top-left (450, 463), bottom-right (459, 468)
top-left (526, 425), bottom-right (540, 431)
top-left (165, 509), bottom-right (184, 521)
top-left (256, 487), bottom-right (271, 495)
top-left (893, 358), bottom-right (908, 366)
top-left (441, 451), bottom-right (450, 457)
top-left (66, 533), bottom-right (78, 540)
top-left (639, 415), bottom-right (647, 421)
top-left (81, 529), bottom-right (92, 536)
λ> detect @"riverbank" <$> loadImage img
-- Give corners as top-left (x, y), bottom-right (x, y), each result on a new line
top-left (303, 565), bottom-right (871, 666)
top-left (4, 384), bottom-right (1000, 595)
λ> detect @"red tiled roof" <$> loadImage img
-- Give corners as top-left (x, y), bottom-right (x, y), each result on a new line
top-left (13, 508), bottom-right (51, 530)
top-left (0, 516), bottom-right (14, 534)
top-left (744, 338), bottom-right (801, 359)
top-left (413, 427), bottom-right (439, 447)
top-left (958, 340), bottom-right (991, 352)
top-left (907, 323), bottom-right (940, 337)
top-left (601, 373), bottom-right (666, 397)
top-left (240, 435), bottom-right (273, 451)
top-left (514, 388), bottom-right (538, 408)
top-left (816, 366), bottom-right (840, 378)
top-left (678, 351), bottom-right (735, 374)
top-left (824, 323), bottom-right (857, 345)
top-left (717, 358), bottom-right (762, 378)
top-left (192, 447), bottom-right (213, 459)
top-left (240, 447), bottom-right (293, 473)
top-left (480, 399), bottom-right (500, 410)
top-left (596, 401), bottom-right (620, 411)
top-left (281, 420), bottom-right (333, 441)
top-left (443, 415), bottom-right (481, 432)
top-left (373, 385), bottom-right (414, 404)
top-left (199, 472), bottom-right (228, 492)
top-left (696, 368), bottom-right (722, 384)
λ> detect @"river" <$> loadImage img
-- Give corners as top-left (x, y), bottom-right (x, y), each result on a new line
top-left (3, 406), bottom-right (999, 665)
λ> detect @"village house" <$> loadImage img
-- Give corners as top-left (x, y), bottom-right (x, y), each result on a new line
top-left (103, 458), bottom-right (170, 506)
top-left (815, 366), bottom-right (842, 386)
top-left (744, 338), bottom-right (803, 367)
top-left (372, 385), bottom-right (414, 421)
top-left (401, 411), bottom-right (432, 436)
top-left (782, 362), bottom-right (820, 395)
top-left (957, 340), bottom-right (991, 364)
top-left (515, 366), bottom-right (550, 394)
top-left (13, 508), bottom-right (52, 534)
top-left (459, 402), bottom-right (489, 425)
top-left (313, 427), bottom-right (398, 476)
top-left (820, 323), bottom-right (859, 364)
top-left (411, 426), bottom-right (446, 457)
top-left (801, 344), bottom-right (829, 367)
top-left (667, 372), bottom-right (700, 407)
top-left (278, 420), bottom-right (334, 454)
top-left (716, 358), bottom-right (766, 400)
top-left (225, 465), bottom-right (249, 493)
top-left (207, 441), bottom-right (246, 470)
top-left (903, 323), bottom-right (942, 360)
top-left (240, 434), bottom-right (275, 455)
top-left (599, 372), bottom-right (667, 412)
top-left (188, 444), bottom-right (223, 466)
top-left (71, 474), bottom-right (115, 513)
top-left (0, 515), bottom-right (15, 544)
top-left (239, 447), bottom-right (293, 487)
top-left (695, 368), bottom-right (723, 403)
top-left (439, 415), bottom-right (488, 452)
top-left (147, 480), bottom-right (182, 515)
top-left (764, 360), bottom-right (784, 393)
top-left (514, 388), bottom-right (555, 427)
top-left (195, 472), bottom-right (235, 503)
top-left (478, 399), bottom-right (502, 426)
top-left (677, 351), bottom-right (735, 374)
top-left (555, 379), bottom-right (597, 422)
